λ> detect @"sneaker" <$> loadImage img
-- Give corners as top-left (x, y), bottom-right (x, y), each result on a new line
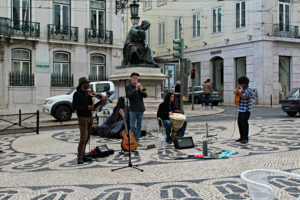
top-left (235, 138), bottom-right (242, 142)
top-left (77, 158), bottom-right (84, 164)
top-left (240, 140), bottom-right (249, 144)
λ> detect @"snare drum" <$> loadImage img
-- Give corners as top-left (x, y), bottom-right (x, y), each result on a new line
top-left (170, 113), bottom-right (186, 132)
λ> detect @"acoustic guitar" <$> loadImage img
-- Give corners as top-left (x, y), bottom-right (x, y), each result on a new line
top-left (235, 87), bottom-right (242, 106)
top-left (119, 109), bottom-right (138, 151)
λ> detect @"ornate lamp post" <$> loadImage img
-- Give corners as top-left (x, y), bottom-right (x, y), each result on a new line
top-left (130, 0), bottom-right (140, 25)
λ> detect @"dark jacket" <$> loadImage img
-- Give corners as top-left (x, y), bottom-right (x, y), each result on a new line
top-left (72, 86), bottom-right (93, 117)
top-left (126, 83), bottom-right (147, 112)
top-left (175, 85), bottom-right (180, 93)
top-left (157, 102), bottom-right (178, 121)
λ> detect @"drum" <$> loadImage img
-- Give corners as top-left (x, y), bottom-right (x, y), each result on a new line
top-left (170, 113), bottom-right (186, 132)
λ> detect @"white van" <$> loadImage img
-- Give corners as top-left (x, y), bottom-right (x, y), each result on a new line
top-left (43, 81), bottom-right (115, 121)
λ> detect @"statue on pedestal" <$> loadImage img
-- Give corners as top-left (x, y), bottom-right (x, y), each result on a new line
top-left (122, 20), bottom-right (157, 67)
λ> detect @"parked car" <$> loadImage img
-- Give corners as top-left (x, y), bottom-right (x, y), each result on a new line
top-left (279, 88), bottom-right (300, 117)
top-left (188, 86), bottom-right (223, 105)
top-left (43, 81), bottom-right (115, 121)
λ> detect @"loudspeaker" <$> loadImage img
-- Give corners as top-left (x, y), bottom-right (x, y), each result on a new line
top-left (95, 145), bottom-right (114, 158)
top-left (174, 137), bottom-right (195, 149)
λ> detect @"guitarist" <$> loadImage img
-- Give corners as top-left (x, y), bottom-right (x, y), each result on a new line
top-left (234, 76), bottom-right (255, 144)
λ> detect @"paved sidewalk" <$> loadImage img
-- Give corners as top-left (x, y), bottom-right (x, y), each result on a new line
top-left (0, 115), bottom-right (299, 199)
top-left (0, 105), bottom-right (224, 132)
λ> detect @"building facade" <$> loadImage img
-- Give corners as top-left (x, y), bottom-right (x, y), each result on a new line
top-left (127, 0), bottom-right (300, 105)
top-left (0, 0), bottom-right (124, 114)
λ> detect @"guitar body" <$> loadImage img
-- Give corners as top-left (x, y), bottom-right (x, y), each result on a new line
top-left (235, 88), bottom-right (242, 106)
top-left (120, 130), bottom-right (138, 151)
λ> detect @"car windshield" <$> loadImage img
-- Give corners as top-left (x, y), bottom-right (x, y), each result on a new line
top-left (286, 88), bottom-right (300, 98)
top-left (66, 88), bottom-right (76, 95)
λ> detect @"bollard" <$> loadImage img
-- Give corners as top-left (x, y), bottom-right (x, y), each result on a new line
top-left (270, 94), bottom-right (273, 107)
top-left (19, 109), bottom-right (21, 126)
top-left (36, 110), bottom-right (39, 134)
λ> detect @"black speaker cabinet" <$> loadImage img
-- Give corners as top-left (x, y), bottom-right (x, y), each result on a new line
top-left (174, 137), bottom-right (195, 149)
top-left (96, 145), bottom-right (114, 157)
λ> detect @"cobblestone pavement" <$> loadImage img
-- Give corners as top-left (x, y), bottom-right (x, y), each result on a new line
top-left (0, 108), bottom-right (300, 199)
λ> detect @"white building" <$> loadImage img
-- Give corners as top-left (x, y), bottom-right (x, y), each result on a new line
top-left (0, 0), bottom-right (124, 114)
top-left (129, 0), bottom-right (300, 105)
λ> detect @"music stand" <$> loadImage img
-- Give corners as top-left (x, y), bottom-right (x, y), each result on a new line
top-left (111, 79), bottom-right (143, 172)
top-left (202, 122), bottom-right (217, 141)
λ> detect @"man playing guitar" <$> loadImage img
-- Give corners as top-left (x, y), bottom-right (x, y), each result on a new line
top-left (234, 76), bottom-right (255, 144)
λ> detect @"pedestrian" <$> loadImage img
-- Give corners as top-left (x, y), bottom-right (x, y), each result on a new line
top-left (234, 76), bottom-right (255, 144)
top-left (126, 72), bottom-right (147, 146)
top-left (175, 81), bottom-right (181, 93)
top-left (204, 79), bottom-right (213, 109)
top-left (72, 77), bottom-right (106, 164)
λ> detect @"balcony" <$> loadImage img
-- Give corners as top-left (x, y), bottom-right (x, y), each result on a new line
top-left (273, 24), bottom-right (299, 39)
top-left (9, 72), bottom-right (34, 86)
top-left (48, 25), bottom-right (78, 42)
top-left (51, 74), bottom-right (73, 87)
top-left (0, 17), bottom-right (40, 38)
top-left (85, 28), bottom-right (113, 44)
top-left (89, 74), bottom-right (106, 82)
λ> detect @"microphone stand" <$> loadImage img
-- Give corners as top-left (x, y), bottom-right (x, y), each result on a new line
top-left (111, 79), bottom-right (143, 172)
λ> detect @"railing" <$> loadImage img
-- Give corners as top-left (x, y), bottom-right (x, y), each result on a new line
top-left (48, 24), bottom-right (78, 41)
top-left (85, 28), bottom-right (113, 44)
top-left (273, 24), bottom-right (299, 38)
top-left (9, 72), bottom-right (34, 86)
top-left (89, 74), bottom-right (106, 82)
top-left (0, 17), bottom-right (40, 38)
top-left (0, 109), bottom-right (39, 135)
top-left (51, 73), bottom-right (73, 87)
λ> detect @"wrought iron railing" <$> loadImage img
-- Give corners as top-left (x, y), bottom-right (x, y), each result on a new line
top-left (273, 24), bottom-right (299, 38)
top-left (85, 28), bottom-right (113, 44)
top-left (0, 17), bottom-right (40, 38)
top-left (51, 73), bottom-right (73, 87)
top-left (48, 24), bottom-right (78, 41)
top-left (9, 72), bottom-right (35, 86)
top-left (89, 74), bottom-right (106, 82)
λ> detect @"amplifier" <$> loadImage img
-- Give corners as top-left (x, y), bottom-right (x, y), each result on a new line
top-left (174, 137), bottom-right (195, 149)
top-left (96, 145), bottom-right (114, 158)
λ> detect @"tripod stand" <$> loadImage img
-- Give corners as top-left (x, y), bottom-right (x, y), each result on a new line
top-left (202, 122), bottom-right (217, 140)
top-left (111, 79), bottom-right (143, 172)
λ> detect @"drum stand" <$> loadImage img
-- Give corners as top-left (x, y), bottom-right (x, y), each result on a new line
top-left (111, 79), bottom-right (143, 172)
top-left (203, 122), bottom-right (217, 141)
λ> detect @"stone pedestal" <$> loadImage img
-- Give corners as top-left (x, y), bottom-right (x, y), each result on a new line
top-left (108, 66), bottom-right (167, 131)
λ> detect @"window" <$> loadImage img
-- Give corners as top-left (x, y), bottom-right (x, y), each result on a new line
top-left (158, 21), bottom-right (166, 45)
top-left (212, 7), bottom-right (222, 33)
top-left (157, 0), bottom-right (166, 6)
top-left (53, 51), bottom-right (70, 76)
top-left (279, 56), bottom-right (290, 99)
top-left (144, 0), bottom-right (151, 10)
top-left (11, 49), bottom-right (33, 86)
top-left (12, 0), bottom-right (31, 28)
top-left (53, 0), bottom-right (70, 33)
top-left (192, 13), bottom-right (201, 38)
top-left (279, 0), bottom-right (290, 32)
top-left (236, 1), bottom-right (246, 29)
top-left (235, 57), bottom-right (246, 87)
top-left (95, 83), bottom-right (110, 93)
top-left (192, 62), bottom-right (201, 86)
top-left (90, 54), bottom-right (106, 81)
top-left (90, 0), bottom-right (105, 31)
top-left (174, 17), bottom-right (183, 39)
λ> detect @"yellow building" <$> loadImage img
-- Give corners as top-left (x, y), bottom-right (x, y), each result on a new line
top-left (124, 0), bottom-right (300, 105)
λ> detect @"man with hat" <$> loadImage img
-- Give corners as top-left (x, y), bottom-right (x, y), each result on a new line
top-left (126, 72), bottom-right (147, 145)
top-left (72, 77), bottom-right (106, 164)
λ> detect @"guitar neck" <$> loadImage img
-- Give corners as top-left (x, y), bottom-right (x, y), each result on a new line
top-left (122, 115), bottom-right (129, 135)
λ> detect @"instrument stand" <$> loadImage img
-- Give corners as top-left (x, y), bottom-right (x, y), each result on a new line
top-left (111, 80), bottom-right (143, 172)
top-left (202, 122), bottom-right (217, 141)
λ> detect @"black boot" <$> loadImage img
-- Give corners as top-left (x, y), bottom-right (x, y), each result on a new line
top-left (77, 158), bottom-right (84, 164)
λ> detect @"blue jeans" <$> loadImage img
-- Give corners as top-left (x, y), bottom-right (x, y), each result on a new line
top-left (163, 120), bottom-right (187, 140)
top-left (129, 112), bottom-right (144, 142)
top-left (204, 94), bottom-right (211, 106)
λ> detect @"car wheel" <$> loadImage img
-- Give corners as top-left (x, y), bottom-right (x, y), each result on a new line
top-left (287, 112), bottom-right (297, 117)
top-left (212, 102), bottom-right (219, 106)
top-left (194, 97), bottom-right (200, 104)
top-left (55, 105), bottom-right (72, 121)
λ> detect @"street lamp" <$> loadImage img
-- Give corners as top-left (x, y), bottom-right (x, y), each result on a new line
top-left (130, 0), bottom-right (140, 25)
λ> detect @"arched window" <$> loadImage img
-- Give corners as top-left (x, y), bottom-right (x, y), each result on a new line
top-left (53, 51), bottom-right (70, 75)
top-left (11, 48), bottom-right (33, 86)
top-left (89, 54), bottom-right (106, 81)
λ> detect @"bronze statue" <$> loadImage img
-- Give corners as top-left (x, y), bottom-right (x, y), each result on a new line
top-left (122, 20), bottom-right (157, 66)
